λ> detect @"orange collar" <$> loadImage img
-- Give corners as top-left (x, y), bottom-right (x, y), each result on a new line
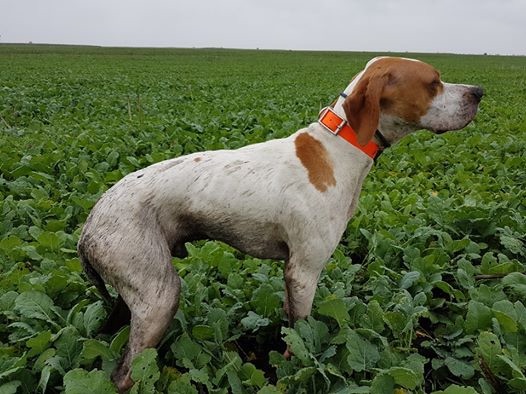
top-left (318, 107), bottom-right (382, 159)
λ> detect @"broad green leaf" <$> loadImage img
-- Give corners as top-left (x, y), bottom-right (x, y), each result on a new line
top-left (83, 301), bottom-right (106, 336)
top-left (167, 373), bottom-right (197, 394)
top-left (347, 387), bottom-right (370, 393)
top-left (63, 368), bottom-right (116, 394)
top-left (295, 318), bottom-right (326, 354)
top-left (256, 385), bottom-right (281, 394)
top-left (502, 272), bottom-right (526, 297)
top-left (320, 345), bottom-right (337, 362)
top-left (281, 327), bottom-right (312, 366)
top-left (55, 326), bottom-right (82, 369)
top-left (465, 300), bottom-right (492, 334)
top-left (110, 326), bottom-right (130, 354)
top-left (171, 333), bottom-right (210, 369)
top-left (0, 291), bottom-right (18, 311)
top-left (37, 365), bottom-right (52, 393)
top-left (239, 363), bottom-right (266, 388)
top-left (79, 339), bottom-right (115, 363)
top-left (14, 291), bottom-right (62, 326)
top-left (509, 377), bottom-right (526, 390)
top-left (0, 381), bottom-right (22, 394)
top-left (346, 331), bottom-right (380, 372)
top-left (387, 367), bottom-right (419, 390)
top-left (188, 368), bottom-right (209, 385)
top-left (0, 235), bottom-right (22, 251)
top-left (476, 331), bottom-right (506, 375)
top-left (215, 351), bottom-right (242, 383)
top-left (34, 348), bottom-right (56, 372)
top-left (492, 300), bottom-right (518, 333)
top-left (365, 299), bottom-right (385, 331)
top-left (432, 384), bottom-right (479, 394)
top-left (191, 324), bottom-right (215, 340)
top-left (444, 357), bottom-right (475, 379)
top-left (324, 362), bottom-right (345, 380)
top-left (496, 355), bottom-right (526, 379)
top-left (37, 231), bottom-right (63, 251)
top-left (251, 284), bottom-right (281, 317)
top-left (226, 370), bottom-right (243, 394)
top-left (240, 311), bottom-right (270, 333)
top-left (107, 150), bottom-right (120, 167)
top-left (317, 297), bottom-right (350, 326)
top-left (0, 367), bottom-right (23, 381)
top-left (207, 308), bottom-right (229, 343)
top-left (383, 311), bottom-right (406, 335)
top-left (478, 377), bottom-right (494, 394)
top-left (370, 373), bottom-right (395, 394)
top-left (400, 271), bottom-right (420, 289)
top-left (515, 301), bottom-right (526, 331)
top-left (172, 333), bottom-right (201, 368)
top-left (291, 366), bottom-right (316, 383)
top-left (446, 238), bottom-right (471, 254)
top-left (499, 235), bottom-right (524, 255)
top-left (26, 330), bottom-right (52, 356)
top-left (130, 348), bottom-right (160, 394)
top-left (402, 353), bottom-right (426, 377)
top-left (66, 299), bottom-right (90, 326)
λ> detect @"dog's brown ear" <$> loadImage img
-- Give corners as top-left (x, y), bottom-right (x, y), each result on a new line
top-left (342, 72), bottom-right (388, 145)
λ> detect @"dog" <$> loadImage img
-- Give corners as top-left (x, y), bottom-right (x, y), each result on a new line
top-left (78, 56), bottom-right (483, 391)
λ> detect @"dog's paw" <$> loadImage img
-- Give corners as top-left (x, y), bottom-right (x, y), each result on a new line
top-left (283, 346), bottom-right (293, 360)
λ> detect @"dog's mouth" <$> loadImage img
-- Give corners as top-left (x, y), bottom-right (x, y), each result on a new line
top-left (429, 103), bottom-right (480, 135)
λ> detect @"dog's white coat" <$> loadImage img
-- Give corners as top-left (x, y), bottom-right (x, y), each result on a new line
top-left (78, 56), bottom-right (482, 392)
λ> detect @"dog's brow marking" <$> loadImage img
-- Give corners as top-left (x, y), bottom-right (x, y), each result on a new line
top-left (294, 132), bottom-right (336, 192)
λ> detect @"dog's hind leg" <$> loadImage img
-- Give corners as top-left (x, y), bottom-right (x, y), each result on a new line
top-left (111, 256), bottom-right (181, 393)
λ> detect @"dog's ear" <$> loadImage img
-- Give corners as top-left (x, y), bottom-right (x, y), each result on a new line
top-left (342, 72), bottom-right (388, 145)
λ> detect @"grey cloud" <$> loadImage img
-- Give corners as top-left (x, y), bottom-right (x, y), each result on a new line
top-left (1, 0), bottom-right (524, 54)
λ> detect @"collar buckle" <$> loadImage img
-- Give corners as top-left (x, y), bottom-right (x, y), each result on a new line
top-left (318, 107), bottom-right (346, 136)
top-left (318, 105), bottom-right (383, 160)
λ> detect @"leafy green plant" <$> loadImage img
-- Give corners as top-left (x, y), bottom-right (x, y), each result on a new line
top-left (1, 45), bottom-right (525, 393)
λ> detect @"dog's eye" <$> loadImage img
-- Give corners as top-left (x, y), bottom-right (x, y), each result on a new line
top-left (427, 79), bottom-right (441, 95)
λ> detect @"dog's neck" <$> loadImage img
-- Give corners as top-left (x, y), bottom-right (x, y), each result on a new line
top-left (331, 70), bottom-right (364, 121)
top-left (330, 71), bottom-right (416, 147)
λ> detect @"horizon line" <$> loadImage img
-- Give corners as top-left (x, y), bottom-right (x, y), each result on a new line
top-left (0, 41), bottom-right (524, 57)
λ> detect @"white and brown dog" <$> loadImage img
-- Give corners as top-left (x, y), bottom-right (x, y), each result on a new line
top-left (78, 56), bottom-right (483, 391)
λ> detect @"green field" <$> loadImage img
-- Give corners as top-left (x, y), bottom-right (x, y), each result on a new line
top-left (0, 44), bottom-right (525, 393)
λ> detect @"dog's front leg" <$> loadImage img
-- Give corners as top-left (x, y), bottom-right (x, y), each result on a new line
top-left (284, 264), bottom-right (322, 321)
top-left (283, 266), bottom-right (319, 323)
top-left (284, 245), bottom-right (330, 321)
top-left (283, 254), bottom-right (324, 358)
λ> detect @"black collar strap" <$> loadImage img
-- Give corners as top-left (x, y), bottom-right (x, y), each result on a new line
top-left (373, 130), bottom-right (390, 162)
top-left (374, 129), bottom-right (391, 149)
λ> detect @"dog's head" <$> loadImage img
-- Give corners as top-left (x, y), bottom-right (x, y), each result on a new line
top-left (342, 57), bottom-right (483, 145)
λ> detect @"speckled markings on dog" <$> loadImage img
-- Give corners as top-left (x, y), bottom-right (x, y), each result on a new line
top-left (78, 56), bottom-right (483, 392)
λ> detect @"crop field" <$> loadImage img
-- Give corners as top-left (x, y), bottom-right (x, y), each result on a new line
top-left (0, 44), bottom-right (525, 393)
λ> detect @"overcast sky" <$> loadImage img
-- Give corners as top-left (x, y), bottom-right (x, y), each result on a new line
top-left (2, 0), bottom-right (525, 55)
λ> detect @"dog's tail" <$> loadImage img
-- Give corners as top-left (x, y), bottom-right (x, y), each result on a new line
top-left (78, 245), bottom-right (113, 305)
top-left (78, 242), bottom-right (132, 335)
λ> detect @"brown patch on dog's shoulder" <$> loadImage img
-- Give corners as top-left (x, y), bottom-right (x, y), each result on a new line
top-left (294, 133), bottom-right (336, 192)
top-left (193, 157), bottom-right (202, 162)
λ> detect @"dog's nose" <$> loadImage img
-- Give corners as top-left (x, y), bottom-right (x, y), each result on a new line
top-left (470, 86), bottom-right (484, 103)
